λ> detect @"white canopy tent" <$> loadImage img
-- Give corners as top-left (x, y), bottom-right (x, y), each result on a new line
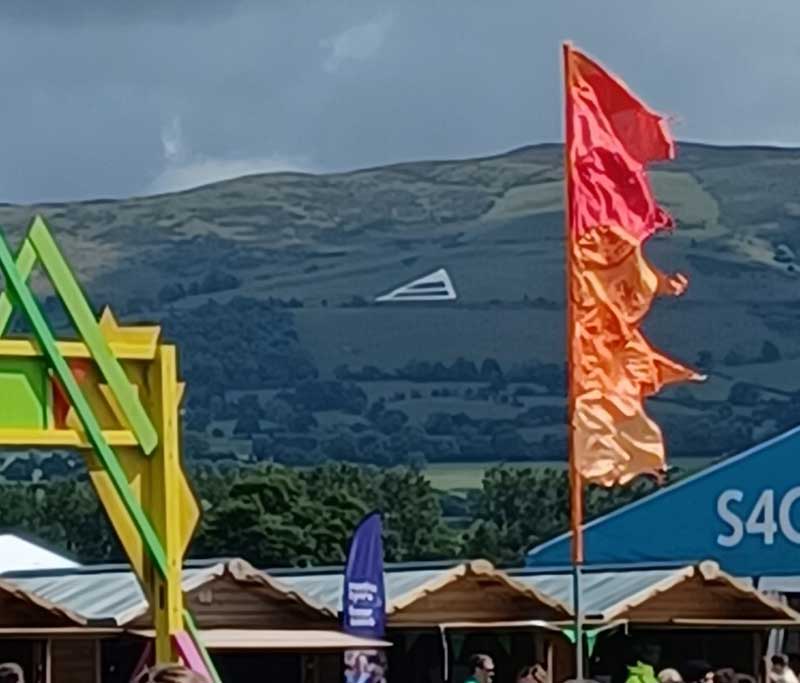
top-left (0, 535), bottom-right (78, 573)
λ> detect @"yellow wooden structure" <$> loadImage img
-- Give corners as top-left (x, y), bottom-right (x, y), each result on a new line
top-left (0, 216), bottom-right (217, 679)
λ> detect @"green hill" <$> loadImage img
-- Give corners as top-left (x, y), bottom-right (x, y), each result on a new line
top-left (2, 142), bottom-right (799, 489)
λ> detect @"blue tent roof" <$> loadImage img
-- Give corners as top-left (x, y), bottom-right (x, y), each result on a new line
top-left (526, 426), bottom-right (800, 577)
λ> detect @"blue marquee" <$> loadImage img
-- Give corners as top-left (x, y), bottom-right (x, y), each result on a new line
top-left (526, 426), bottom-right (800, 577)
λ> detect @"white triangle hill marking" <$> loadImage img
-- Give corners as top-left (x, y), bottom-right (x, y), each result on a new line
top-left (375, 268), bottom-right (457, 302)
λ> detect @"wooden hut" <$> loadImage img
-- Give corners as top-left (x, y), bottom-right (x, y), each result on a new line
top-left (1, 559), bottom-right (386, 683)
top-left (512, 561), bottom-right (800, 681)
top-left (275, 559), bottom-right (571, 683)
top-left (0, 558), bottom-right (797, 683)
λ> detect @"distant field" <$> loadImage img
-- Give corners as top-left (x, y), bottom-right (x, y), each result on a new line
top-left (293, 306), bottom-right (557, 373)
top-left (424, 461), bottom-right (536, 490)
top-left (423, 457), bottom-right (720, 492)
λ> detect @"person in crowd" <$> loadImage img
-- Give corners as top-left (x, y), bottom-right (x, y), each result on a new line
top-left (626, 642), bottom-right (661, 683)
top-left (135, 664), bottom-right (210, 683)
top-left (770, 655), bottom-right (800, 683)
top-left (346, 653), bottom-right (371, 683)
top-left (626, 659), bottom-right (659, 683)
top-left (517, 664), bottom-right (547, 683)
top-left (465, 654), bottom-right (495, 683)
top-left (682, 660), bottom-right (714, 683)
top-left (715, 667), bottom-right (736, 683)
top-left (0, 663), bottom-right (23, 683)
top-left (658, 669), bottom-right (683, 683)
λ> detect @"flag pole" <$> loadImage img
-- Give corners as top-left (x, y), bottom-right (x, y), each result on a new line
top-left (562, 41), bottom-right (585, 683)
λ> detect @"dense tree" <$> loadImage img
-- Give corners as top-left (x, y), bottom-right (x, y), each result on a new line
top-left (375, 409), bottom-right (409, 435)
top-left (0, 462), bottom-right (457, 566)
top-left (761, 340), bottom-right (781, 363)
top-left (729, 382), bottom-right (762, 407)
top-left (158, 283), bottom-right (186, 305)
top-left (195, 463), bottom-right (458, 566)
top-left (200, 270), bottom-right (240, 294)
top-left (696, 350), bottom-right (714, 371)
top-left (0, 479), bottom-right (123, 563)
top-left (233, 416), bottom-right (261, 437)
top-left (462, 466), bottom-right (683, 566)
top-left (163, 297), bottom-right (318, 392)
top-left (0, 463), bottom-right (688, 569)
top-left (288, 380), bottom-right (367, 415)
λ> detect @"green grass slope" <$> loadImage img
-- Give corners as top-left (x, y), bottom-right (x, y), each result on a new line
top-left (1, 142), bottom-right (799, 489)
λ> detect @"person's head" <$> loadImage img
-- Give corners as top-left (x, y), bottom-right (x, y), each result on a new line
top-left (0, 663), bottom-right (23, 683)
top-left (683, 661), bottom-right (714, 683)
top-left (469, 654), bottom-right (495, 683)
top-left (659, 669), bottom-right (683, 683)
top-left (773, 656), bottom-right (791, 674)
top-left (716, 668), bottom-right (736, 683)
top-left (633, 641), bottom-right (662, 668)
top-left (135, 665), bottom-right (210, 683)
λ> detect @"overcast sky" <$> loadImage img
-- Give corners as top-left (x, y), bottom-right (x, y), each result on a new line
top-left (0, 0), bottom-right (797, 203)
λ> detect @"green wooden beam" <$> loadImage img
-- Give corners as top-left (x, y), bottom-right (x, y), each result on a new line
top-left (0, 230), bottom-right (168, 578)
top-left (0, 237), bottom-right (38, 336)
top-left (27, 216), bottom-right (158, 454)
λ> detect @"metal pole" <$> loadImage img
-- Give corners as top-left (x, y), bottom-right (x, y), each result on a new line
top-left (573, 562), bottom-right (584, 682)
top-left (440, 625), bottom-right (450, 683)
top-left (562, 41), bottom-right (585, 683)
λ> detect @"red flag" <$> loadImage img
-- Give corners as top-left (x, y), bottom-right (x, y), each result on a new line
top-left (564, 45), bottom-right (702, 487)
top-left (567, 47), bottom-right (674, 243)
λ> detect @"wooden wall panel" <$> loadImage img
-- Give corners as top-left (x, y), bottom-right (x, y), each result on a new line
top-left (619, 577), bottom-right (778, 622)
top-left (0, 593), bottom-right (74, 628)
top-left (128, 575), bottom-right (334, 630)
top-left (389, 576), bottom-right (559, 626)
top-left (50, 639), bottom-right (97, 683)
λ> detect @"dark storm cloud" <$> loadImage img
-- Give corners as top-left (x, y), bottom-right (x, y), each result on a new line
top-left (0, 0), bottom-right (799, 203)
top-left (0, 0), bottom-right (254, 25)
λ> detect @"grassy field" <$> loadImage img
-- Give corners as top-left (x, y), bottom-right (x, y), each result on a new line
top-left (422, 457), bottom-right (720, 491)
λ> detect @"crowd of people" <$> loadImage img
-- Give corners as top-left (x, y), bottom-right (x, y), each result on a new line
top-left (344, 649), bottom-right (388, 683)
top-left (461, 651), bottom-right (799, 683)
top-left (627, 654), bottom-right (797, 683)
top-left (622, 646), bottom-right (795, 683)
top-left (464, 654), bottom-right (548, 683)
top-left (0, 661), bottom-right (210, 683)
top-left (0, 649), bottom-right (793, 683)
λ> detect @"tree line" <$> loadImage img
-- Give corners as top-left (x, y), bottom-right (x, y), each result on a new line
top-left (0, 463), bottom-right (678, 568)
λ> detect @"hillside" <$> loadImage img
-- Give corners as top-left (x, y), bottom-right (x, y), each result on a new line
top-left (1, 142), bottom-right (799, 491)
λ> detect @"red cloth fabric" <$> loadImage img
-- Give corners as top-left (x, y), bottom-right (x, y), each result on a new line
top-left (567, 47), bottom-right (674, 242)
top-left (565, 45), bottom-right (701, 485)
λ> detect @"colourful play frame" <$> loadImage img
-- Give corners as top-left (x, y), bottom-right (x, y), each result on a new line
top-left (0, 216), bottom-right (220, 682)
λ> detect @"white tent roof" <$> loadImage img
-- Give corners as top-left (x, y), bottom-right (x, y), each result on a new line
top-left (0, 535), bottom-right (78, 572)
